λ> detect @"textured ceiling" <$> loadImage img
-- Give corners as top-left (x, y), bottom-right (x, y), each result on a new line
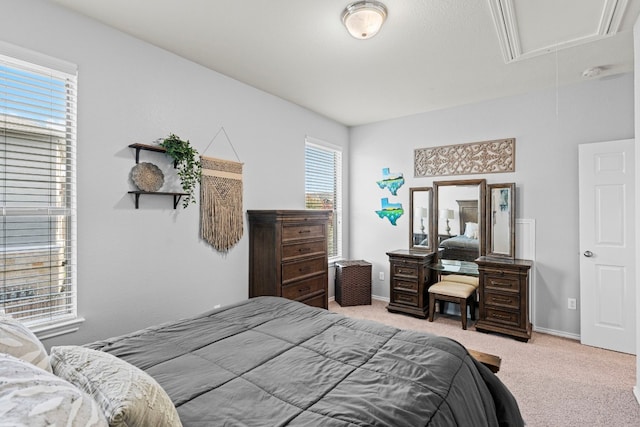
top-left (50, 0), bottom-right (640, 126)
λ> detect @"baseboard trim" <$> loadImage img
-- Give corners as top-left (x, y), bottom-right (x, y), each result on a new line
top-left (532, 325), bottom-right (580, 341)
top-left (330, 295), bottom-right (389, 303)
top-left (343, 295), bottom-right (582, 341)
top-left (373, 295), bottom-right (580, 340)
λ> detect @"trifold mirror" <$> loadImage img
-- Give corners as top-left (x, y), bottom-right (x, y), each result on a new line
top-left (409, 187), bottom-right (433, 252)
top-left (433, 179), bottom-right (486, 262)
top-left (486, 183), bottom-right (516, 259)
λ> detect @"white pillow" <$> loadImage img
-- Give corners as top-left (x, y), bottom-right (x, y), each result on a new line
top-left (0, 314), bottom-right (52, 372)
top-left (50, 345), bottom-right (183, 427)
top-left (464, 222), bottom-right (479, 239)
top-left (0, 353), bottom-right (108, 426)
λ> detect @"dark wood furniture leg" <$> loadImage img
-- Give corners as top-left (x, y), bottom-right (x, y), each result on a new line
top-left (468, 349), bottom-right (501, 373)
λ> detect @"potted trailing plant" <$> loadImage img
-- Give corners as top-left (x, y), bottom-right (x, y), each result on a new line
top-left (159, 133), bottom-right (202, 208)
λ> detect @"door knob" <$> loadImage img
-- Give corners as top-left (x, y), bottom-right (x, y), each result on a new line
top-left (583, 250), bottom-right (593, 257)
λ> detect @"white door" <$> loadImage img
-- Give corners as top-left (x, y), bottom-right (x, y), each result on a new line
top-left (579, 139), bottom-right (635, 354)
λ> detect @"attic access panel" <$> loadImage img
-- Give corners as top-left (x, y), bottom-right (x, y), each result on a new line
top-left (489, 0), bottom-right (629, 62)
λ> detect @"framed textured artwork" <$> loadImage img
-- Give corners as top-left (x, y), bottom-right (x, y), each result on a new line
top-left (414, 138), bottom-right (515, 177)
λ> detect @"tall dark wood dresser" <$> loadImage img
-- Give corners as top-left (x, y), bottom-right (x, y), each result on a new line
top-left (247, 210), bottom-right (331, 309)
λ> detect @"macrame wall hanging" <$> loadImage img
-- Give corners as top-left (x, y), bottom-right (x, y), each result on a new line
top-left (200, 127), bottom-right (243, 252)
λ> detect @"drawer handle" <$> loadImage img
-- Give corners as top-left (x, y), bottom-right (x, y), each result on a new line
top-left (491, 313), bottom-right (511, 320)
top-left (298, 229), bottom-right (311, 234)
top-left (398, 294), bottom-right (413, 302)
top-left (298, 247), bottom-right (311, 253)
top-left (490, 296), bottom-right (511, 304)
top-left (299, 266), bottom-right (311, 274)
top-left (298, 286), bottom-right (311, 293)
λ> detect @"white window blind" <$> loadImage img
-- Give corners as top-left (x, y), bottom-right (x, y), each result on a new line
top-left (0, 50), bottom-right (78, 327)
top-left (304, 138), bottom-right (342, 260)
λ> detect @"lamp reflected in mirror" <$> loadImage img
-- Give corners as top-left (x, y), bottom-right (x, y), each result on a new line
top-left (419, 207), bottom-right (428, 234)
top-left (409, 187), bottom-right (433, 252)
top-left (439, 208), bottom-right (454, 235)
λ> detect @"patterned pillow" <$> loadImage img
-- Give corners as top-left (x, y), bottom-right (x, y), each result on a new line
top-left (50, 345), bottom-right (183, 427)
top-left (0, 314), bottom-right (51, 372)
top-left (0, 353), bottom-right (108, 426)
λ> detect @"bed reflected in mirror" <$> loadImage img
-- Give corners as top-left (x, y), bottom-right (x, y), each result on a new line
top-left (409, 187), bottom-right (433, 252)
top-left (487, 183), bottom-right (515, 258)
top-left (433, 179), bottom-right (486, 262)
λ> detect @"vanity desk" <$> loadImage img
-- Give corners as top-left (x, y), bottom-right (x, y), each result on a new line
top-left (402, 180), bottom-right (530, 340)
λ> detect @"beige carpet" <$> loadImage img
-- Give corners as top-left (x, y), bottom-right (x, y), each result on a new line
top-left (329, 299), bottom-right (640, 427)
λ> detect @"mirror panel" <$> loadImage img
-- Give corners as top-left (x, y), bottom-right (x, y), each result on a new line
top-left (487, 183), bottom-right (515, 258)
top-left (409, 187), bottom-right (433, 252)
top-left (433, 179), bottom-right (486, 262)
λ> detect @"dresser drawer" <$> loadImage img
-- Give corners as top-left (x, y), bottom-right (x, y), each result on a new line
top-left (392, 278), bottom-right (419, 293)
top-left (282, 240), bottom-right (326, 260)
top-left (483, 273), bottom-right (520, 293)
top-left (391, 263), bottom-right (418, 278)
top-left (282, 275), bottom-right (326, 300)
top-left (485, 307), bottom-right (519, 327)
top-left (282, 257), bottom-right (326, 283)
top-left (282, 223), bottom-right (325, 242)
top-left (299, 292), bottom-right (327, 308)
top-left (392, 291), bottom-right (419, 307)
top-left (484, 290), bottom-right (519, 310)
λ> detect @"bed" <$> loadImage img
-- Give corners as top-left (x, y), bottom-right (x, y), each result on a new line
top-left (1, 296), bottom-right (524, 425)
top-left (63, 296), bottom-right (522, 426)
top-left (439, 199), bottom-right (480, 262)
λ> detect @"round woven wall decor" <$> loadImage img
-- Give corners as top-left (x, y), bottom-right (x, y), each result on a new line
top-left (131, 162), bottom-right (164, 192)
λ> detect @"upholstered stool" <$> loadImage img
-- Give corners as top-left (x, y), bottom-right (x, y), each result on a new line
top-left (428, 275), bottom-right (479, 330)
top-left (442, 274), bottom-right (479, 287)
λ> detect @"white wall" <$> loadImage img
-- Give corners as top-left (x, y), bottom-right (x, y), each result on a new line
top-left (0, 0), bottom-right (349, 346)
top-left (349, 73), bottom-right (634, 338)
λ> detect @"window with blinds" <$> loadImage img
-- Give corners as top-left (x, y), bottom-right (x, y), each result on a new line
top-left (0, 49), bottom-right (77, 328)
top-left (304, 138), bottom-right (342, 260)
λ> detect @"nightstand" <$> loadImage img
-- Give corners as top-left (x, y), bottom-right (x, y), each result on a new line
top-left (438, 234), bottom-right (455, 244)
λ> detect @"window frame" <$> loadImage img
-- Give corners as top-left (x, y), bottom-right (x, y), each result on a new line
top-left (0, 42), bottom-right (81, 335)
top-left (304, 137), bottom-right (343, 263)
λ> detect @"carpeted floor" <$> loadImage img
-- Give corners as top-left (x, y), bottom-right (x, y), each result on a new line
top-left (329, 299), bottom-right (640, 427)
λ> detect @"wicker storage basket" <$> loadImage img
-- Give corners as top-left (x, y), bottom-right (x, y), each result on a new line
top-left (335, 260), bottom-right (372, 306)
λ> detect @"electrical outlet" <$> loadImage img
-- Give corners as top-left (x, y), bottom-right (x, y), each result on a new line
top-left (379, 272), bottom-right (384, 281)
top-left (567, 298), bottom-right (576, 310)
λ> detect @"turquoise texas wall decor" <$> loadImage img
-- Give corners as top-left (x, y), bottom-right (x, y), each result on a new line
top-left (376, 198), bottom-right (404, 226)
top-left (376, 168), bottom-right (405, 195)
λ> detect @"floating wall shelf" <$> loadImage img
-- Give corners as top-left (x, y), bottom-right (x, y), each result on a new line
top-left (127, 191), bottom-right (188, 209)
top-left (128, 143), bottom-right (185, 209)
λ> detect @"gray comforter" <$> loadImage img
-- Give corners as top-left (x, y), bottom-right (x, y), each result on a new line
top-left (86, 296), bottom-right (523, 426)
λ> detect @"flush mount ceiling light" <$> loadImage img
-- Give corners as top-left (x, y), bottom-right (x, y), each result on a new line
top-left (582, 66), bottom-right (603, 78)
top-left (342, 1), bottom-right (388, 40)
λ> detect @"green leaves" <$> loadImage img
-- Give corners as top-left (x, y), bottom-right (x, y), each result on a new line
top-left (159, 134), bottom-right (202, 208)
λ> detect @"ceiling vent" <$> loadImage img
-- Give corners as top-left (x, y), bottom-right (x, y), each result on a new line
top-left (489, 0), bottom-right (630, 63)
